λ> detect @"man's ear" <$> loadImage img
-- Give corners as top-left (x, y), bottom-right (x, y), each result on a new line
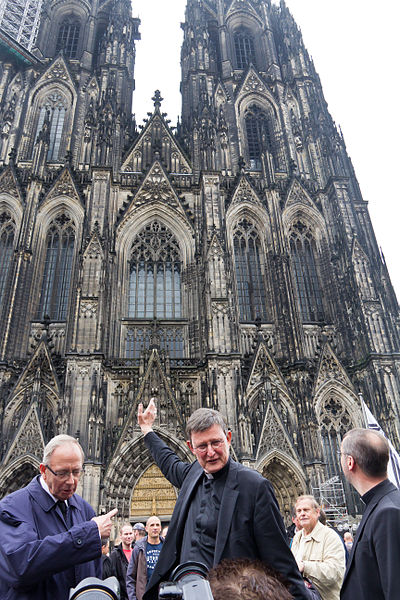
top-left (226, 430), bottom-right (232, 444)
top-left (186, 440), bottom-right (194, 454)
top-left (39, 463), bottom-right (46, 477)
top-left (347, 455), bottom-right (356, 471)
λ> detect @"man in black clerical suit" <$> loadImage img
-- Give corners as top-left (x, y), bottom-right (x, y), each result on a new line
top-left (340, 428), bottom-right (400, 599)
top-left (138, 399), bottom-right (311, 600)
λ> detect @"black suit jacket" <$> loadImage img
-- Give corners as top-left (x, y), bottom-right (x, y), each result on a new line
top-left (143, 432), bottom-right (310, 600)
top-left (341, 479), bottom-right (400, 599)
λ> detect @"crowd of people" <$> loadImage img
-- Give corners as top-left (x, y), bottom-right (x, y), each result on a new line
top-left (0, 400), bottom-right (399, 599)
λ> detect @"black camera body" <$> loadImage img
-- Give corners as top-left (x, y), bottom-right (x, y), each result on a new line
top-left (158, 562), bottom-right (213, 600)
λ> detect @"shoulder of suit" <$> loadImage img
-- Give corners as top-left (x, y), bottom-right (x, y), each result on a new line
top-left (233, 460), bottom-right (270, 483)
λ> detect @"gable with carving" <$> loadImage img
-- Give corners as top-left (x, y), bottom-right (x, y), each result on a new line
top-left (39, 56), bottom-right (76, 90)
top-left (43, 167), bottom-right (83, 206)
top-left (285, 178), bottom-right (318, 211)
top-left (0, 168), bottom-right (23, 202)
top-left (122, 113), bottom-right (191, 174)
top-left (118, 161), bottom-right (194, 228)
top-left (3, 404), bottom-right (45, 465)
top-left (247, 341), bottom-right (288, 394)
top-left (314, 344), bottom-right (354, 395)
top-left (229, 176), bottom-right (263, 209)
top-left (256, 402), bottom-right (297, 460)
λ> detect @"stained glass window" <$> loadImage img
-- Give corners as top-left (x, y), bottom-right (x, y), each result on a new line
top-left (233, 219), bottom-right (266, 322)
top-left (56, 17), bottom-right (80, 59)
top-left (37, 214), bottom-right (75, 320)
top-left (34, 92), bottom-right (67, 161)
top-left (128, 221), bottom-right (181, 319)
top-left (245, 105), bottom-right (272, 171)
top-left (234, 30), bottom-right (256, 69)
top-left (126, 221), bottom-right (184, 359)
top-left (290, 221), bottom-right (324, 322)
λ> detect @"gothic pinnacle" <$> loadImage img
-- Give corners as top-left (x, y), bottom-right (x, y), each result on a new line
top-left (152, 90), bottom-right (163, 110)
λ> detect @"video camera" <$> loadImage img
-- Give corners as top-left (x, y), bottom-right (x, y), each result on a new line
top-left (158, 561), bottom-right (214, 600)
top-left (69, 576), bottom-right (120, 599)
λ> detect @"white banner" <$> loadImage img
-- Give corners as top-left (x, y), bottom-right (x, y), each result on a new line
top-left (361, 398), bottom-right (400, 488)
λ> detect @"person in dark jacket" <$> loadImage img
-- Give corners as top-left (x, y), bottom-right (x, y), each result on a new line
top-left (340, 428), bottom-right (400, 599)
top-left (110, 523), bottom-right (134, 599)
top-left (138, 399), bottom-right (311, 600)
top-left (0, 434), bottom-right (117, 600)
top-left (126, 516), bottom-right (164, 600)
top-left (102, 539), bottom-right (113, 580)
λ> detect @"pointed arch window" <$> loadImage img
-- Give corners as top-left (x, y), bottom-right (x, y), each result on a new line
top-left (289, 221), bottom-right (324, 322)
top-left (234, 30), bottom-right (256, 69)
top-left (245, 105), bottom-right (273, 171)
top-left (126, 221), bottom-right (184, 359)
top-left (128, 221), bottom-right (182, 319)
top-left (33, 92), bottom-right (67, 161)
top-left (56, 17), bottom-right (80, 59)
top-left (233, 219), bottom-right (266, 322)
top-left (37, 214), bottom-right (75, 321)
top-left (0, 211), bottom-right (15, 308)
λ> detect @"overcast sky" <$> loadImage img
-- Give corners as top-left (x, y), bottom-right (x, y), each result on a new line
top-left (131, 0), bottom-right (400, 301)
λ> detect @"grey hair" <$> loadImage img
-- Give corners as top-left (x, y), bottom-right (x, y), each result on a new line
top-left (186, 408), bottom-right (228, 440)
top-left (295, 495), bottom-right (320, 511)
top-left (342, 428), bottom-right (389, 478)
top-left (42, 434), bottom-right (84, 465)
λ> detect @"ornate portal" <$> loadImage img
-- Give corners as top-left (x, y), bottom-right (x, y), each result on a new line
top-left (130, 464), bottom-right (177, 521)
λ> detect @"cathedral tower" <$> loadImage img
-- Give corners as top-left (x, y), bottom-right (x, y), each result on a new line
top-left (0, 0), bottom-right (398, 526)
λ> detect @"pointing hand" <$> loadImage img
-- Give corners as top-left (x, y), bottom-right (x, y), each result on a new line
top-left (92, 508), bottom-right (118, 538)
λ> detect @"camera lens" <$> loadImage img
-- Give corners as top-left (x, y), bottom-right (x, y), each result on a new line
top-left (69, 577), bottom-right (120, 600)
top-left (171, 561), bottom-right (209, 582)
top-left (71, 592), bottom-right (115, 599)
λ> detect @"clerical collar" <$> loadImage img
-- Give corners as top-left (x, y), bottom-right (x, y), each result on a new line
top-left (361, 479), bottom-right (389, 506)
top-left (203, 458), bottom-right (230, 480)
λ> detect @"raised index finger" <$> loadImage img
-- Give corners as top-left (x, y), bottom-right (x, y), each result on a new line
top-left (106, 508), bottom-right (118, 519)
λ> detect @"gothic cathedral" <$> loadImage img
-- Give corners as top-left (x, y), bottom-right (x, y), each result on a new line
top-left (0, 0), bottom-right (399, 527)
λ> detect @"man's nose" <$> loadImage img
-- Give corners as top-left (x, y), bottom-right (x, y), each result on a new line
top-left (65, 471), bottom-right (75, 483)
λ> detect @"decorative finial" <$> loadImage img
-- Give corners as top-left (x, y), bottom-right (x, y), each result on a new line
top-left (152, 90), bottom-right (163, 110)
top-left (64, 150), bottom-right (73, 165)
top-left (8, 147), bottom-right (16, 165)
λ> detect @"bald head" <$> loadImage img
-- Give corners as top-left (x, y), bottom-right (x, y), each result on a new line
top-left (342, 428), bottom-right (389, 478)
top-left (146, 515), bottom-right (161, 543)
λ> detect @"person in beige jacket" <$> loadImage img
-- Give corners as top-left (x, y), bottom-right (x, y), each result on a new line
top-left (291, 495), bottom-right (345, 600)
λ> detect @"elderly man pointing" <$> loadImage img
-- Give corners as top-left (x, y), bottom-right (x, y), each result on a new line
top-left (0, 434), bottom-right (117, 600)
top-left (138, 399), bottom-right (311, 600)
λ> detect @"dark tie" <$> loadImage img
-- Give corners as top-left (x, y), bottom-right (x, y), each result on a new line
top-left (57, 500), bottom-right (71, 527)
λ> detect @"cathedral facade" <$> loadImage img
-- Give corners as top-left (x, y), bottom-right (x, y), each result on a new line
top-left (0, 0), bottom-right (399, 528)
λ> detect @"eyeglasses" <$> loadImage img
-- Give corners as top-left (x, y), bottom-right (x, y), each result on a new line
top-left (45, 465), bottom-right (84, 480)
top-left (192, 440), bottom-right (225, 454)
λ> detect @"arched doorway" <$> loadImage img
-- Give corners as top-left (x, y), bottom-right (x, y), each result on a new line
top-left (261, 453), bottom-right (307, 525)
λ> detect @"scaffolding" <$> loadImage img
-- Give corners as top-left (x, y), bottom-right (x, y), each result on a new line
top-left (312, 476), bottom-right (349, 527)
top-left (0, 0), bottom-right (43, 51)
